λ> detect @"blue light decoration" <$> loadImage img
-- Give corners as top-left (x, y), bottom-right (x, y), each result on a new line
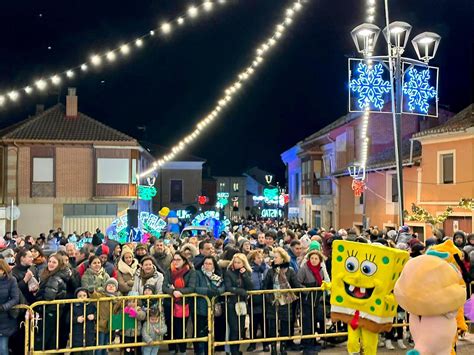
top-left (261, 208), bottom-right (283, 219)
top-left (402, 65), bottom-right (438, 116)
top-left (349, 59), bottom-right (391, 112)
top-left (106, 211), bottom-right (167, 243)
top-left (138, 185), bottom-right (157, 200)
top-left (216, 192), bottom-right (229, 209)
top-left (191, 210), bottom-right (231, 238)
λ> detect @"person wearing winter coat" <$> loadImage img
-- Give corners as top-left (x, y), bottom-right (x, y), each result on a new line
top-left (30, 245), bottom-right (47, 275)
top-left (81, 255), bottom-right (110, 293)
top-left (35, 253), bottom-right (69, 351)
top-left (117, 245), bottom-right (139, 295)
top-left (263, 247), bottom-right (303, 355)
top-left (246, 249), bottom-right (270, 352)
top-left (141, 307), bottom-right (167, 355)
top-left (12, 249), bottom-right (39, 304)
top-left (297, 250), bottom-right (330, 354)
top-left (162, 251), bottom-right (196, 355)
top-left (122, 291), bottom-right (146, 355)
top-left (0, 259), bottom-right (20, 354)
top-left (131, 256), bottom-right (164, 295)
top-left (68, 288), bottom-right (96, 354)
top-left (91, 278), bottom-right (121, 355)
top-left (194, 256), bottom-right (225, 355)
top-left (225, 253), bottom-right (253, 355)
top-left (152, 239), bottom-right (173, 273)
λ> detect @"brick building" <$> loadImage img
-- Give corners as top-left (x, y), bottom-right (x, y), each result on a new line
top-left (0, 88), bottom-right (153, 236)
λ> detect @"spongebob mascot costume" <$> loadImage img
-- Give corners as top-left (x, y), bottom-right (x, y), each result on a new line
top-left (328, 240), bottom-right (409, 355)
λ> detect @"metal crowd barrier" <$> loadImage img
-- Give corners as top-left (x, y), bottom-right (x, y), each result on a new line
top-left (12, 281), bottom-right (474, 354)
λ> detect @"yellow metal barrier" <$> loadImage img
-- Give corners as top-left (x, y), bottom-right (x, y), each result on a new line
top-left (14, 280), bottom-right (474, 354)
top-left (27, 293), bottom-right (211, 354)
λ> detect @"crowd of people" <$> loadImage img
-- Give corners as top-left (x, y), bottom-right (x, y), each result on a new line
top-left (0, 220), bottom-right (472, 355)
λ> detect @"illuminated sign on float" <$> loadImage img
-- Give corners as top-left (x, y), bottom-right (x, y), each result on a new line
top-left (216, 192), bottom-right (229, 209)
top-left (176, 210), bottom-right (192, 219)
top-left (106, 211), bottom-right (167, 243)
top-left (191, 210), bottom-right (231, 237)
top-left (138, 176), bottom-right (158, 201)
top-left (261, 208), bottom-right (283, 218)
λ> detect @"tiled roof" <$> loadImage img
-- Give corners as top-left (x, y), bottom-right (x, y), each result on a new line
top-left (0, 104), bottom-right (137, 143)
top-left (413, 103), bottom-right (473, 138)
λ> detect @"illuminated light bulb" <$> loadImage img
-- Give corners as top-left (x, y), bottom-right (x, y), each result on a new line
top-left (135, 38), bottom-right (143, 47)
top-left (225, 95), bottom-right (231, 102)
top-left (367, 15), bottom-right (374, 22)
top-left (152, 162), bottom-right (158, 168)
top-left (276, 24), bottom-right (285, 32)
top-left (218, 99), bottom-right (227, 106)
top-left (150, 30), bottom-right (155, 36)
top-left (262, 43), bottom-right (270, 51)
top-left (0, 96), bottom-right (5, 106)
top-left (235, 82), bottom-right (242, 89)
top-left (91, 55), bottom-right (102, 66)
top-left (8, 91), bottom-right (19, 101)
top-left (367, 0), bottom-right (376, 5)
top-left (275, 31), bottom-right (283, 39)
top-left (188, 6), bottom-right (199, 18)
top-left (120, 44), bottom-right (130, 55)
top-left (106, 51), bottom-right (116, 61)
top-left (216, 106), bottom-right (222, 112)
top-left (66, 70), bottom-right (74, 78)
top-left (218, 0), bottom-right (226, 3)
top-left (161, 22), bottom-right (172, 34)
top-left (247, 67), bottom-right (255, 74)
top-left (203, 1), bottom-right (213, 11)
top-left (81, 63), bottom-right (88, 71)
top-left (241, 73), bottom-right (249, 80)
top-left (367, 7), bottom-right (375, 14)
top-left (256, 48), bottom-right (264, 55)
top-left (286, 9), bottom-right (295, 17)
top-left (285, 17), bottom-right (293, 25)
top-left (293, 2), bottom-right (302, 11)
top-left (177, 17), bottom-right (184, 25)
top-left (256, 56), bottom-right (263, 63)
top-left (35, 79), bottom-right (47, 90)
top-left (24, 86), bottom-right (33, 94)
top-left (268, 38), bottom-right (276, 46)
top-left (252, 60), bottom-right (259, 67)
top-left (51, 75), bottom-right (61, 85)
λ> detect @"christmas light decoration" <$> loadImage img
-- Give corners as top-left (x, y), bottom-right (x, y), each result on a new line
top-left (198, 195), bottom-right (208, 205)
top-left (350, 62), bottom-right (391, 110)
top-left (404, 203), bottom-right (453, 226)
top-left (140, 0), bottom-right (306, 177)
top-left (351, 179), bottom-right (366, 197)
top-left (261, 208), bottom-right (283, 218)
top-left (0, 0), bottom-right (234, 106)
top-left (402, 66), bottom-right (437, 114)
top-left (459, 198), bottom-right (474, 210)
top-left (191, 210), bottom-right (231, 237)
top-left (138, 185), bottom-right (157, 200)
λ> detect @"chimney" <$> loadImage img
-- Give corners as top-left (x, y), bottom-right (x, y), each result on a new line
top-left (66, 87), bottom-right (78, 118)
top-left (35, 104), bottom-right (44, 115)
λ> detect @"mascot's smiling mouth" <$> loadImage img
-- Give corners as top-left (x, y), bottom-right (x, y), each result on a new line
top-left (344, 282), bottom-right (374, 299)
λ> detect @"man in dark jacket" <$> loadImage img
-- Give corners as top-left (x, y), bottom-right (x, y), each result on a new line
top-left (193, 240), bottom-right (213, 269)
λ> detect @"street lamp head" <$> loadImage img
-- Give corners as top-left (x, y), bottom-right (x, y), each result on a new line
top-left (351, 23), bottom-right (381, 56)
top-left (383, 21), bottom-right (412, 53)
top-left (412, 32), bottom-right (441, 63)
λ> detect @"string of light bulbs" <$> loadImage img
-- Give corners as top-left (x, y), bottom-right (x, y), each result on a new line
top-left (358, 0), bottom-right (378, 171)
top-left (140, 0), bottom-right (305, 177)
top-left (0, 0), bottom-right (232, 107)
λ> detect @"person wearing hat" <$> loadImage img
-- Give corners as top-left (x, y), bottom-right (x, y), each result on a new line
top-left (134, 243), bottom-right (149, 264)
top-left (396, 225), bottom-right (413, 245)
top-left (91, 278), bottom-right (121, 355)
top-left (96, 244), bottom-right (118, 278)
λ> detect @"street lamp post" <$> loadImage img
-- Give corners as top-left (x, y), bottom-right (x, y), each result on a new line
top-left (350, 19), bottom-right (441, 227)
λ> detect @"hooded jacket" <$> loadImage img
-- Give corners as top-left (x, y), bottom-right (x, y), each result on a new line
top-left (117, 246), bottom-right (139, 295)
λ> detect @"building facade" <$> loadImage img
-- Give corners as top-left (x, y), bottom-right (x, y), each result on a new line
top-left (0, 89), bottom-right (153, 236)
top-left (214, 176), bottom-right (248, 218)
top-left (281, 104), bottom-right (473, 238)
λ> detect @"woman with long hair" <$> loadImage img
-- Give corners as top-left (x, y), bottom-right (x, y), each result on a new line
top-left (263, 247), bottom-right (302, 355)
top-left (117, 245), bottom-right (139, 295)
top-left (225, 253), bottom-right (253, 355)
top-left (35, 253), bottom-right (68, 351)
top-left (163, 251), bottom-right (196, 355)
top-left (0, 259), bottom-right (20, 354)
top-left (195, 256), bottom-right (225, 355)
top-left (30, 245), bottom-right (47, 274)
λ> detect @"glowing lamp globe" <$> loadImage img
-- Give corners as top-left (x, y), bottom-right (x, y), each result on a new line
top-left (411, 32), bottom-right (441, 63)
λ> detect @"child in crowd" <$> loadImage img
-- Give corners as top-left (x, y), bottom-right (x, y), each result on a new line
top-left (91, 278), bottom-right (121, 355)
top-left (70, 288), bottom-right (96, 355)
top-left (141, 307), bottom-right (167, 355)
top-left (123, 291), bottom-right (146, 354)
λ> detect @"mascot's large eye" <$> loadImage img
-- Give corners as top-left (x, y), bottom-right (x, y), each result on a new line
top-left (360, 260), bottom-right (377, 276)
top-left (345, 257), bottom-right (359, 273)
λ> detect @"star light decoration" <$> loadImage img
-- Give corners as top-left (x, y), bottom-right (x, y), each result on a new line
top-left (403, 67), bottom-right (437, 114)
top-left (350, 62), bottom-right (391, 110)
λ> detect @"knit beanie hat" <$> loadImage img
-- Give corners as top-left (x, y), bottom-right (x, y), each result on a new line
top-left (104, 278), bottom-right (118, 291)
top-left (95, 244), bottom-right (110, 256)
top-left (143, 284), bottom-right (156, 294)
top-left (308, 240), bottom-right (321, 252)
top-left (74, 287), bottom-right (90, 298)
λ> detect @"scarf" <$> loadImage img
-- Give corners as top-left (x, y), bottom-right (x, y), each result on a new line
top-left (201, 266), bottom-right (223, 287)
top-left (140, 267), bottom-right (156, 283)
top-left (118, 257), bottom-right (138, 276)
top-left (272, 262), bottom-right (298, 305)
top-left (33, 256), bottom-right (45, 266)
top-left (252, 263), bottom-right (266, 274)
top-left (171, 264), bottom-right (189, 289)
top-left (306, 260), bottom-right (323, 286)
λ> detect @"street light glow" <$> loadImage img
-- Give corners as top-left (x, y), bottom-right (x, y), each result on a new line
top-left (418, 36), bottom-right (435, 44)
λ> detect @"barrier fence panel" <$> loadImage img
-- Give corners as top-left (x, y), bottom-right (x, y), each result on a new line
top-left (15, 281), bottom-right (474, 354)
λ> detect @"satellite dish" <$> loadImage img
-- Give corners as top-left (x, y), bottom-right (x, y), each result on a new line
top-left (6, 205), bottom-right (20, 221)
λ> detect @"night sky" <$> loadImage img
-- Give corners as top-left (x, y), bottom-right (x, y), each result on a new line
top-left (0, 0), bottom-right (472, 181)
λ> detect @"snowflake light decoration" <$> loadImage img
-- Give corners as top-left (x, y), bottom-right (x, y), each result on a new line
top-left (403, 67), bottom-right (437, 114)
top-left (350, 62), bottom-right (391, 110)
